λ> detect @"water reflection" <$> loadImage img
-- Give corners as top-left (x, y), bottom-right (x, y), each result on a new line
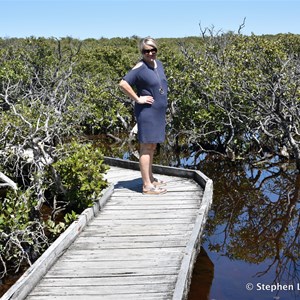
top-left (188, 247), bottom-right (214, 300)
top-left (93, 136), bottom-right (300, 300)
top-left (196, 157), bottom-right (300, 300)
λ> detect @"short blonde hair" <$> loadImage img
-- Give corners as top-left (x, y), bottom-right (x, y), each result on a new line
top-left (139, 37), bottom-right (158, 53)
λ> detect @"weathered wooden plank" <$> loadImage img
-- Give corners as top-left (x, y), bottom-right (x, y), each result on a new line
top-left (39, 275), bottom-right (177, 287)
top-left (44, 266), bottom-right (180, 277)
top-left (37, 274), bottom-right (178, 286)
top-left (73, 235), bottom-right (189, 245)
top-left (78, 232), bottom-right (191, 238)
top-left (82, 230), bottom-right (192, 237)
top-left (47, 259), bottom-right (181, 271)
top-left (111, 191), bottom-right (203, 198)
top-left (95, 217), bottom-right (196, 223)
top-left (58, 259), bottom-right (181, 267)
top-left (27, 292), bottom-right (170, 300)
top-left (97, 209), bottom-right (198, 217)
top-left (60, 251), bottom-right (183, 261)
top-left (107, 199), bottom-right (201, 206)
top-left (54, 255), bottom-right (183, 265)
top-left (98, 207), bottom-right (197, 213)
top-left (113, 185), bottom-right (200, 193)
top-left (109, 191), bottom-right (201, 198)
top-left (82, 224), bottom-right (193, 231)
top-left (94, 217), bottom-right (196, 223)
top-left (28, 283), bottom-right (174, 295)
top-left (68, 240), bottom-right (187, 250)
top-left (107, 198), bottom-right (201, 205)
top-left (86, 226), bottom-right (192, 234)
top-left (110, 191), bottom-right (203, 198)
top-left (89, 218), bottom-right (195, 225)
top-left (52, 247), bottom-right (182, 258)
top-left (80, 226), bottom-right (194, 236)
top-left (99, 209), bottom-right (198, 216)
top-left (103, 203), bottom-right (200, 210)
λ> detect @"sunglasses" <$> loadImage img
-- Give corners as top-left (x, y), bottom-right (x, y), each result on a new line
top-left (142, 48), bottom-right (157, 54)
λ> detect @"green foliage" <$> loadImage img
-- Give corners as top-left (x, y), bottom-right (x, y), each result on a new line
top-left (0, 190), bottom-right (36, 232)
top-left (45, 219), bottom-right (67, 237)
top-left (0, 190), bottom-right (48, 278)
top-left (52, 141), bottom-right (109, 212)
top-left (74, 38), bottom-right (138, 134)
top-left (165, 33), bottom-right (300, 161)
top-left (44, 211), bottom-right (78, 243)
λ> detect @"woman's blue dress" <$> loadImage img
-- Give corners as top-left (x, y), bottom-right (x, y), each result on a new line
top-left (123, 60), bottom-right (168, 144)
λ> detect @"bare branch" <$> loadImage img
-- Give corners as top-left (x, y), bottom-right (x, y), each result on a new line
top-left (0, 172), bottom-right (17, 190)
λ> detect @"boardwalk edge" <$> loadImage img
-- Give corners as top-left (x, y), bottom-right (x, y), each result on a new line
top-left (172, 178), bottom-right (213, 300)
top-left (1, 184), bottom-right (114, 300)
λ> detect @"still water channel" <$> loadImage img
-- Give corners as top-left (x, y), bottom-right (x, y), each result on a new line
top-left (187, 157), bottom-right (300, 300)
top-left (101, 137), bottom-right (300, 300)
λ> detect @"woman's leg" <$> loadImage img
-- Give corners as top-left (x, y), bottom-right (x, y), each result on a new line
top-left (148, 144), bottom-right (166, 186)
top-left (148, 143), bottom-right (156, 182)
top-left (139, 143), bottom-right (155, 188)
top-left (140, 143), bottom-right (166, 194)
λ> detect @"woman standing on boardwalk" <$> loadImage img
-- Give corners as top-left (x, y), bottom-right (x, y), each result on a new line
top-left (119, 37), bottom-right (168, 195)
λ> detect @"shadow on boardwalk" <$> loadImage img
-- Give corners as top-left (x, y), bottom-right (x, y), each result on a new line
top-left (114, 178), bottom-right (143, 193)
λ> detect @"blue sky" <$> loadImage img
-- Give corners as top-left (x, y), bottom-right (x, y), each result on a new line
top-left (1, 0), bottom-right (299, 39)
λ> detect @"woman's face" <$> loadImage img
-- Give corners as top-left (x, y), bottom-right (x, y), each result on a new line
top-left (142, 44), bottom-right (157, 63)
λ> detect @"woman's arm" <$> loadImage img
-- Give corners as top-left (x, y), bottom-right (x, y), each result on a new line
top-left (119, 80), bottom-right (154, 105)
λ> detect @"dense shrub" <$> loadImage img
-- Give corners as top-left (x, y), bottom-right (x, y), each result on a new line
top-left (50, 141), bottom-right (109, 213)
top-left (0, 190), bottom-right (48, 278)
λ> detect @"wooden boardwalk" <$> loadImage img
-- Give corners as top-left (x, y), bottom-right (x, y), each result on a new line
top-left (3, 158), bottom-right (213, 300)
